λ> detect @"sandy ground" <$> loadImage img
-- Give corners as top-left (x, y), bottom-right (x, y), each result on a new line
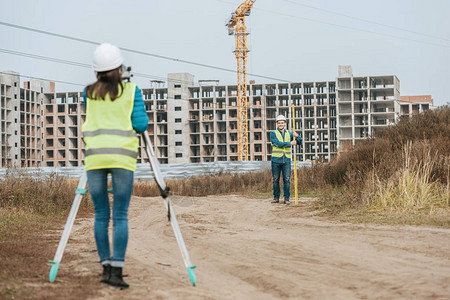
top-left (55, 195), bottom-right (449, 299)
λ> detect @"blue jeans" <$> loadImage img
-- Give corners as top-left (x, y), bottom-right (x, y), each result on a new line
top-left (272, 161), bottom-right (291, 200)
top-left (87, 168), bottom-right (134, 267)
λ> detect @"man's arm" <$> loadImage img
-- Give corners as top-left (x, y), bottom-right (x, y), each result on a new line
top-left (290, 131), bottom-right (302, 144)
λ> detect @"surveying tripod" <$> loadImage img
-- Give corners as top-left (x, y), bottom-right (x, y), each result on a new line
top-left (48, 110), bottom-right (197, 286)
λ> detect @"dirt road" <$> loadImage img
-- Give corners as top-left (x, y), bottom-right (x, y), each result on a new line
top-left (56, 195), bottom-right (449, 299)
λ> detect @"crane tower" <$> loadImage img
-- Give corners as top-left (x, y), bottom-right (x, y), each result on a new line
top-left (226, 0), bottom-right (255, 161)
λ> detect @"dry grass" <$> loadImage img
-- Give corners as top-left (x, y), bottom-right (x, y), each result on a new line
top-left (365, 142), bottom-right (449, 212)
top-left (299, 106), bottom-right (450, 226)
top-left (0, 171), bottom-right (93, 243)
top-left (0, 172), bottom-right (96, 299)
top-left (0, 170), bottom-right (92, 215)
top-left (133, 170), bottom-right (273, 197)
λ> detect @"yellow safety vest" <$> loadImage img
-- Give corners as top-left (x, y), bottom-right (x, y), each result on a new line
top-left (81, 82), bottom-right (139, 171)
top-left (272, 130), bottom-right (291, 159)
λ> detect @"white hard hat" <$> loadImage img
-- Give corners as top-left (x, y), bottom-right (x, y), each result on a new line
top-left (93, 43), bottom-right (124, 72)
top-left (276, 115), bottom-right (287, 122)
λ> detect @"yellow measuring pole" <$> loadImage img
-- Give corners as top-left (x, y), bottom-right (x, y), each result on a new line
top-left (292, 104), bottom-right (298, 205)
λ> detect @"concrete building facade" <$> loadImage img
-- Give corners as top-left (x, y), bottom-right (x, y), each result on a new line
top-left (42, 90), bottom-right (84, 167)
top-left (336, 66), bottom-right (400, 150)
top-left (400, 95), bottom-right (434, 117)
top-left (0, 71), bottom-right (55, 167)
top-left (0, 66), bottom-right (432, 168)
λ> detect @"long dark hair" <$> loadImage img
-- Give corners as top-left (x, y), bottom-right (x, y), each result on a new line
top-left (86, 67), bottom-right (123, 101)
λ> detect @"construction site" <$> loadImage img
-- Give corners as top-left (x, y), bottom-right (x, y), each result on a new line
top-left (0, 67), bottom-right (433, 168)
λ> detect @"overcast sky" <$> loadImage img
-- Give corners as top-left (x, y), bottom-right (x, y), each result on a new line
top-left (1, 0), bottom-right (449, 106)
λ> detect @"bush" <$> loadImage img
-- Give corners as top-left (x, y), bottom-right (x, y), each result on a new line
top-left (298, 106), bottom-right (450, 213)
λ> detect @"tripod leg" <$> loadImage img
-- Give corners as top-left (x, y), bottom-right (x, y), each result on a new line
top-left (141, 132), bottom-right (197, 286)
top-left (48, 172), bottom-right (88, 282)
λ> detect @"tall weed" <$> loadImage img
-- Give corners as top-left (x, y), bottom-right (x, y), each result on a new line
top-left (365, 142), bottom-right (449, 211)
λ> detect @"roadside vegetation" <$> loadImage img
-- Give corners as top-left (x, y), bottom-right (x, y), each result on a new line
top-left (133, 169), bottom-right (273, 197)
top-left (0, 172), bottom-right (92, 244)
top-left (0, 173), bottom-right (95, 299)
top-left (298, 106), bottom-right (449, 226)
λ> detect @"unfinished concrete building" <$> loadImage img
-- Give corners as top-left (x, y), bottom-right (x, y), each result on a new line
top-left (400, 95), bottom-right (434, 116)
top-left (0, 72), bottom-right (54, 167)
top-left (183, 79), bottom-right (339, 162)
top-left (336, 65), bottom-right (400, 150)
top-left (143, 72), bottom-right (338, 162)
top-left (42, 91), bottom-right (85, 167)
top-left (0, 66), bottom-right (433, 168)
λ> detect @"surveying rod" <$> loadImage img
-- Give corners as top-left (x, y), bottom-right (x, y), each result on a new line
top-left (141, 131), bottom-right (197, 286)
top-left (292, 104), bottom-right (298, 205)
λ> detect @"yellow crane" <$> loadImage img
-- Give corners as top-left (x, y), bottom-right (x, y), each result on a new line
top-left (226, 0), bottom-right (256, 161)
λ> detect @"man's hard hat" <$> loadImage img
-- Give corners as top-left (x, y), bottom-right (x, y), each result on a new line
top-left (276, 115), bottom-right (287, 122)
top-left (93, 43), bottom-right (124, 72)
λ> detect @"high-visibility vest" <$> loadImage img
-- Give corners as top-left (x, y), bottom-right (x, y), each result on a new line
top-left (272, 130), bottom-right (291, 159)
top-left (81, 82), bottom-right (139, 171)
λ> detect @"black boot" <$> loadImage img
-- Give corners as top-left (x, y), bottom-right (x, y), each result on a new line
top-left (101, 264), bottom-right (111, 284)
top-left (108, 267), bottom-right (129, 289)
